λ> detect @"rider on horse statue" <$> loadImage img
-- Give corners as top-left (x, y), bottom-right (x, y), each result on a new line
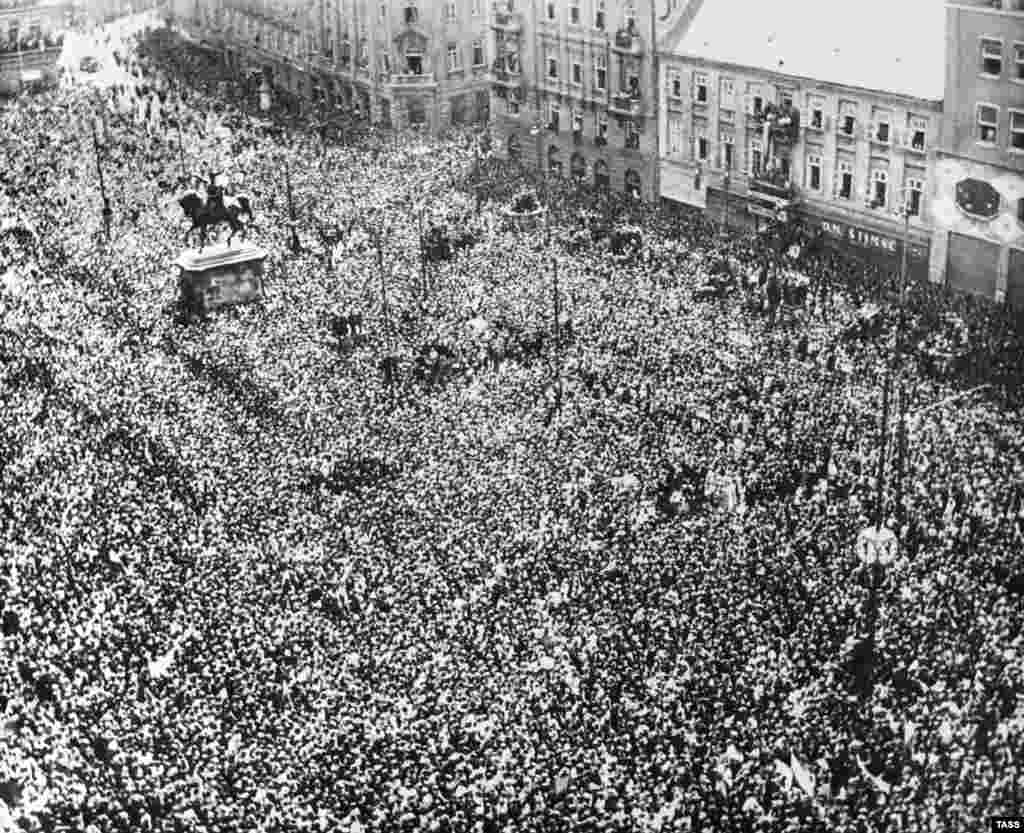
top-left (179, 168), bottom-right (254, 250)
top-left (196, 169), bottom-right (225, 211)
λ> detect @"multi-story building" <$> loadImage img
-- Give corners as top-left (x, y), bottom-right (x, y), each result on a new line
top-left (0, 0), bottom-right (70, 94)
top-left (930, 0), bottom-right (1024, 306)
top-left (658, 0), bottom-right (945, 282)
top-left (185, 0), bottom-right (492, 131)
top-left (488, 0), bottom-right (693, 201)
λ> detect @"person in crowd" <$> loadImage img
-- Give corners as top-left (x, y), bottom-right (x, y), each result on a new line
top-left (0, 22), bottom-right (1022, 833)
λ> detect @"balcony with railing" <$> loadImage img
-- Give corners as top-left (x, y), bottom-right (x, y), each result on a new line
top-left (389, 71), bottom-right (437, 89)
top-left (748, 168), bottom-right (795, 203)
top-left (608, 90), bottom-right (642, 118)
top-left (611, 25), bottom-right (644, 56)
top-left (489, 57), bottom-right (521, 88)
top-left (491, 2), bottom-right (523, 32)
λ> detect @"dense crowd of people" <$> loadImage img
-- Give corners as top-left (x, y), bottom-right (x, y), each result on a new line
top-left (2, 19), bottom-right (1023, 833)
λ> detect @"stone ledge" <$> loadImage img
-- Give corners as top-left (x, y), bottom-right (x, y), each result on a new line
top-left (176, 242), bottom-right (268, 273)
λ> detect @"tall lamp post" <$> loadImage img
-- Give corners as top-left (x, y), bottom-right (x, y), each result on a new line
top-left (283, 154), bottom-right (300, 254)
top-left (854, 188), bottom-right (914, 698)
top-left (91, 114), bottom-right (112, 239)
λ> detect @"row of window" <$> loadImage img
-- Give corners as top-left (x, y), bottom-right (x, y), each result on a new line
top-left (501, 96), bottom-right (642, 147)
top-left (666, 72), bottom-right (932, 151)
top-left (979, 37), bottom-right (1024, 81)
top-left (667, 131), bottom-right (924, 213)
top-left (396, 0), bottom-right (485, 22)
top-left (542, 0), bottom-right (634, 32)
top-left (975, 104), bottom-right (1024, 151)
top-left (543, 54), bottom-right (639, 94)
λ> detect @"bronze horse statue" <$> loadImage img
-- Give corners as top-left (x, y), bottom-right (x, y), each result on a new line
top-left (178, 176), bottom-right (255, 250)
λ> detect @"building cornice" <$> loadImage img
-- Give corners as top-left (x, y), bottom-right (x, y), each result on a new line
top-left (657, 53), bottom-right (944, 111)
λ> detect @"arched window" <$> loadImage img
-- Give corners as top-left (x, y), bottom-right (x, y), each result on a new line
top-left (570, 152), bottom-right (586, 181)
top-left (594, 159), bottom-right (609, 190)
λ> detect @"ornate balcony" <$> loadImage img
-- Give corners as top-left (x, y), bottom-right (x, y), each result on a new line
top-left (611, 27), bottom-right (644, 56)
top-left (608, 92), bottom-right (642, 118)
top-left (389, 72), bottom-right (437, 90)
top-left (748, 172), bottom-right (795, 203)
top-left (491, 3), bottom-right (523, 33)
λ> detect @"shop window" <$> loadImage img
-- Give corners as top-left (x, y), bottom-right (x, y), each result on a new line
top-left (981, 37), bottom-right (1003, 76)
top-left (977, 103), bottom-right (999, 143)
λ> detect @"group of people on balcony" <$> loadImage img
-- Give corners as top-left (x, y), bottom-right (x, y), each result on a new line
top-left (0, 29), bottom-right (63, 55)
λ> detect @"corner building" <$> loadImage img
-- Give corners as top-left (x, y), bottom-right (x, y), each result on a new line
top-left (185, 0), bottom-right (493, 132)
top-left (658, 0), bottom-right (945, 283)
top-left (930, 0), bottom-right (1024, 306)
top-left (488, 0), bottom-right (696, 201)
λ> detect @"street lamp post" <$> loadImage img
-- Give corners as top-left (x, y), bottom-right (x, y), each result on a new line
top-left (284, 156), bottom-right (300, 253)
top-left (854, 189), bottom-right (914, 698)
top-left (552, 255), bottom-right (563, 412)
top-left (175, 96), bottom-right (187, 183)
top-left (90, 115), bottom-right (112, 239)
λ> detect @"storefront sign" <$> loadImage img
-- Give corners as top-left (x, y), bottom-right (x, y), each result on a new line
top-left (816, 218), bottom-right (927, 261)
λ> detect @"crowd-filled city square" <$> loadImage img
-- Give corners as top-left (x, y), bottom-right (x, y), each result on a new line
top-left (2, 14), bottom-right (1024, 833)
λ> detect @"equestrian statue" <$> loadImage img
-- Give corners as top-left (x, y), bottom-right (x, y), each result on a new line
top-left (178, 169), bottom-right (255, 250)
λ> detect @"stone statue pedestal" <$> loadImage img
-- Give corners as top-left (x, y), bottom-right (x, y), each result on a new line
top-left (176, 242), bottom-right (267, 318)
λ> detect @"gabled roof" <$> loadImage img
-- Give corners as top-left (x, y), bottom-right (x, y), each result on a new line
top-left (664, 0), bottom-right (946, 102)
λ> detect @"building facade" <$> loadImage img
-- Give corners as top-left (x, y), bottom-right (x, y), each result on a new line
top-left (930, 0), bottom-right (1024, 306)
top-left (657, 0), bottom-right (946, 282)
top-left (0, 0), bottom-right (70, 94)
top-left (489, 0), bottom-right (691, 201)
top-left (181, 0), bottom-right (492, 132)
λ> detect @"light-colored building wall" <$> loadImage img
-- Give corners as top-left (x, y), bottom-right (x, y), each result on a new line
top-left (197, 0), bottom-right (491, 132)
top-left (489, 0), bottom-right (681, 201)
top-left (659, 55), bottom-right (941, 278)
top-left (931, 0), bottom-right (1024, 305)
top-left (0, 0), bottom-right (70, 92)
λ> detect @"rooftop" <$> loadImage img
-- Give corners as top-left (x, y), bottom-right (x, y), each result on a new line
top-left (668, 0), bottom-right (947, 101)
